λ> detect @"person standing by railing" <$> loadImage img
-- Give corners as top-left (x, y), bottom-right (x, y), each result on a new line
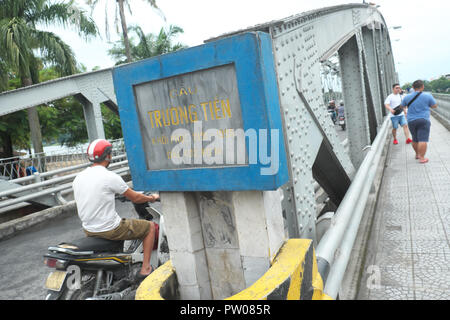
top-left (401, 80), bottom-right (438, 163)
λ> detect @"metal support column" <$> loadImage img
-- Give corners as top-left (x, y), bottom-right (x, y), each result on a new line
top-left (338, 34), bottom-right (370, 168)
top-left (362, 26), bottom-right (384, 126)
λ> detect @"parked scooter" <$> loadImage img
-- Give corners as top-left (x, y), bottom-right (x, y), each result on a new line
top-left (43, 195), bottom-right (169, 300)
top-left (339, 115), bottom-right (346, 130)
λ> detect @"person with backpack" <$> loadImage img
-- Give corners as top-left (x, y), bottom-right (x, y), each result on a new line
top-left (401, 80), bottom-right (438, 163)
top-left (384, 83), bottom-right (413, 145)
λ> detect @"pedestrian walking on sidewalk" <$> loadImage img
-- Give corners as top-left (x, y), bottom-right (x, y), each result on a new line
top-left (401, 80), bottom-right (438, 163)
top-left (384, 83), bottom-right (413, 145)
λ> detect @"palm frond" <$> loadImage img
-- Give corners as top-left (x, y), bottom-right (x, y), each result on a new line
top-left (31, 29), bottom-right (77, 76)
top-left (31, 1), bottom-right (98, 40)
top-left (0, 17), bottom-right (33, 75)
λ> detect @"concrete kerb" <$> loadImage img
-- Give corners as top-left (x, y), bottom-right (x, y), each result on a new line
top-left (0, 200), bottom-right (77, 242)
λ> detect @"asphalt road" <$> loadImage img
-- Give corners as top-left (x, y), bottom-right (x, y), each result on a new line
top-left (0, 199), bottom-right (155, 300)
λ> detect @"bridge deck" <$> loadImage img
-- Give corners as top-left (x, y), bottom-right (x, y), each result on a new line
top-left (357, 116), bottom-right (450, 300)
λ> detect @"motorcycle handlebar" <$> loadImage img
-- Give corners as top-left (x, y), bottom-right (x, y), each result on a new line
top-left (133, 202), bottom-right (154, 220)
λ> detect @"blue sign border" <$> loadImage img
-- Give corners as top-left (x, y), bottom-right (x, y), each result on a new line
top-left (112, 32), bottom-right (288, 191)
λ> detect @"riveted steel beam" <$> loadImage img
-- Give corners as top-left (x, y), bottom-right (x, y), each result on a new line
top-left (362, 26), bottom-right (384, 126)
top-left (338, 33), bottom-right (371, 168)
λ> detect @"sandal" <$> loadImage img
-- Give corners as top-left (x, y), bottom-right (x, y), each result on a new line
top-left (136, 267), bottom-right (153, 281)
top-left (419, 158), bottom-right (429, 164)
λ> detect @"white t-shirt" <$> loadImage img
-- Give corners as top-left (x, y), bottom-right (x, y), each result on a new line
top-left (73, 166), bottom-right (129, 233)
top-left (384, 93), bottom-right (404, 117)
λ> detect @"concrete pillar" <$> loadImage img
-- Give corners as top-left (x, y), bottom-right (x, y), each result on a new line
top-left (159, 192), bottom-right (212, 300)
top-left (161, 190), bottom-right (285, 300)
top-left (75, 94), bottom-right (105, 141)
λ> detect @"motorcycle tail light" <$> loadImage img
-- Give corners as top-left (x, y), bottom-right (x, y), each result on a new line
top-left (44, 257), bottom-right (67, 269)
top-left (44, 258), bottom-right (57, 268)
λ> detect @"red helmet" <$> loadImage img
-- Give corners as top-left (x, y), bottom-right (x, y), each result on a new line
top-left (87, 139), bottom-right (113, 163)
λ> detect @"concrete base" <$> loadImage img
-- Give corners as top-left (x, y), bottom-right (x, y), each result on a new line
top-left (161, 189), bottom-right (285, 300)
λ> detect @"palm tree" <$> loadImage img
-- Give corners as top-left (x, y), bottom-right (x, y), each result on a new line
top-left (108, 24), bottom-right (186, 65)
top-left (0, 0), bottom-right (98, 156)
top-left (86, 0), bottom-right (165, 63)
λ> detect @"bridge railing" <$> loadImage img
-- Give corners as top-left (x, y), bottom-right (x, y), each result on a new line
top-left (0, 154), bottom-right (129, 212)
top-left (315, 116), bottom-right (390, 299)
top-left (0, 139), bottom-right (125, 181)
top-left (433, 93), bottom-right (450, 127)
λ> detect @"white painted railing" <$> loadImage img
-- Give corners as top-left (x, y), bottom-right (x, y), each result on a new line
top-left (0, 154), bottom-right (129, 212)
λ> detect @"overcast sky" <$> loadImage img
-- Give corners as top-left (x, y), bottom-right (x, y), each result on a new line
top-left (54, 0), bottom-right (450, 85)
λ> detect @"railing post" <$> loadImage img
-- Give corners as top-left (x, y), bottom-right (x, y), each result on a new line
top-left (33, 172), bottom-right (42, 190)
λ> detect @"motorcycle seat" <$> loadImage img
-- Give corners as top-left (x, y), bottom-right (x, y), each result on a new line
top-left (58, 237), bottom-right (124, 254)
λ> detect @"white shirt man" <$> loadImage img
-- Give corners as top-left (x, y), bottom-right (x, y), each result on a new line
top-left (73, 138), bottom-right (159, 278)
top-left (73, 165), bottom-right (128, 233)
top-left (384, 84), bottom-right (412, 145)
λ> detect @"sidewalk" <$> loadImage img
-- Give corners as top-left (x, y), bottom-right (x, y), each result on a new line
top-left (357, 116), bottom-right (450, 300)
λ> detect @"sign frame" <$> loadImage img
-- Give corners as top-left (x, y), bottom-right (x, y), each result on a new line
top-left (113, 32), bottom-right (288, 191)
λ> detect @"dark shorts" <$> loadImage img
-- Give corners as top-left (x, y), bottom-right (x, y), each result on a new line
top-left (84, 218), bottom-right (151, 240)
top-left (408, 118), bottom-right (431, 142)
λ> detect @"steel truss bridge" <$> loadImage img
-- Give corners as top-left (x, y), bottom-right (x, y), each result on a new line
top-left (0, 3), bottom-right (449, 300)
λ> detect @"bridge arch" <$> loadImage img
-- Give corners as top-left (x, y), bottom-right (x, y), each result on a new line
top-left (207, 3), bottom-right (397, 240)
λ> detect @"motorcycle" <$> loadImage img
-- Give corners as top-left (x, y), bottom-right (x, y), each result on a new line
top-left (43, 195), bottom-right (169, 300)
top-left (339, 115), bottom-right (345, 130)
top-left (328, 109), bottom-right (337, 124)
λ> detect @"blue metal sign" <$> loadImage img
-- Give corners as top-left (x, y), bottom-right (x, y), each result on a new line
top-left (113, 32), bottom-right (288, 191)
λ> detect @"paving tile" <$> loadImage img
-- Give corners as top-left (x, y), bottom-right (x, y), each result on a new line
top-left (413, 288), bottom-right (449, 300)
top-left (410, 226), bottom-right (447, 241)
top-left (411, 240), bottom-right (450, 254)
top-left (376, 240), bottom-right (412, 253)
top-left (412, 253), bottom-right (450, 270)
top-left (413, 268), bottom-right (450, 292)
top-left (412, 252), bottom-right (450, 292)
top-left (368, 285), bottom-right (416, 300)
top-left (378, 225), bottom-right (411, 241)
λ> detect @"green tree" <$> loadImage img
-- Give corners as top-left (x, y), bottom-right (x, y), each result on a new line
top-left (430, 76), bottom-right (450, 93)
top-left (403, 78), bottom-right (450, 93)
top-left (86, 0), bottom-right (165, 63)
top-left (108, 24), bottom-right (186, 65)
top-left (0, 0), bottom-right (98, 157)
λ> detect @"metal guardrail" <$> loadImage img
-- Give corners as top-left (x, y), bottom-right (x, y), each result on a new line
top-left (0, 139), bottom-right (125, 181)
top-left (315, 116), bottom-right (390, 299)
top-left (0, 154), bottom-right (129, 213)
top-left (433, 93), bottom-right (450, 126)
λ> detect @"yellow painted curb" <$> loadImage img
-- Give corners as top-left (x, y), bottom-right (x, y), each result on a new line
top-left (135, 260), bottom-right (177, 300)
top-left (226, 239), bottom-right (330, 300)
top-left (136, 239), bottom-right (332, 300)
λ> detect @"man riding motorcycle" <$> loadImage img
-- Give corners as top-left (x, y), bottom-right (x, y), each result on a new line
top-left (327, 100), bottom-right (337, 124)
top-left (72, 139), bottom-right (159, 279)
